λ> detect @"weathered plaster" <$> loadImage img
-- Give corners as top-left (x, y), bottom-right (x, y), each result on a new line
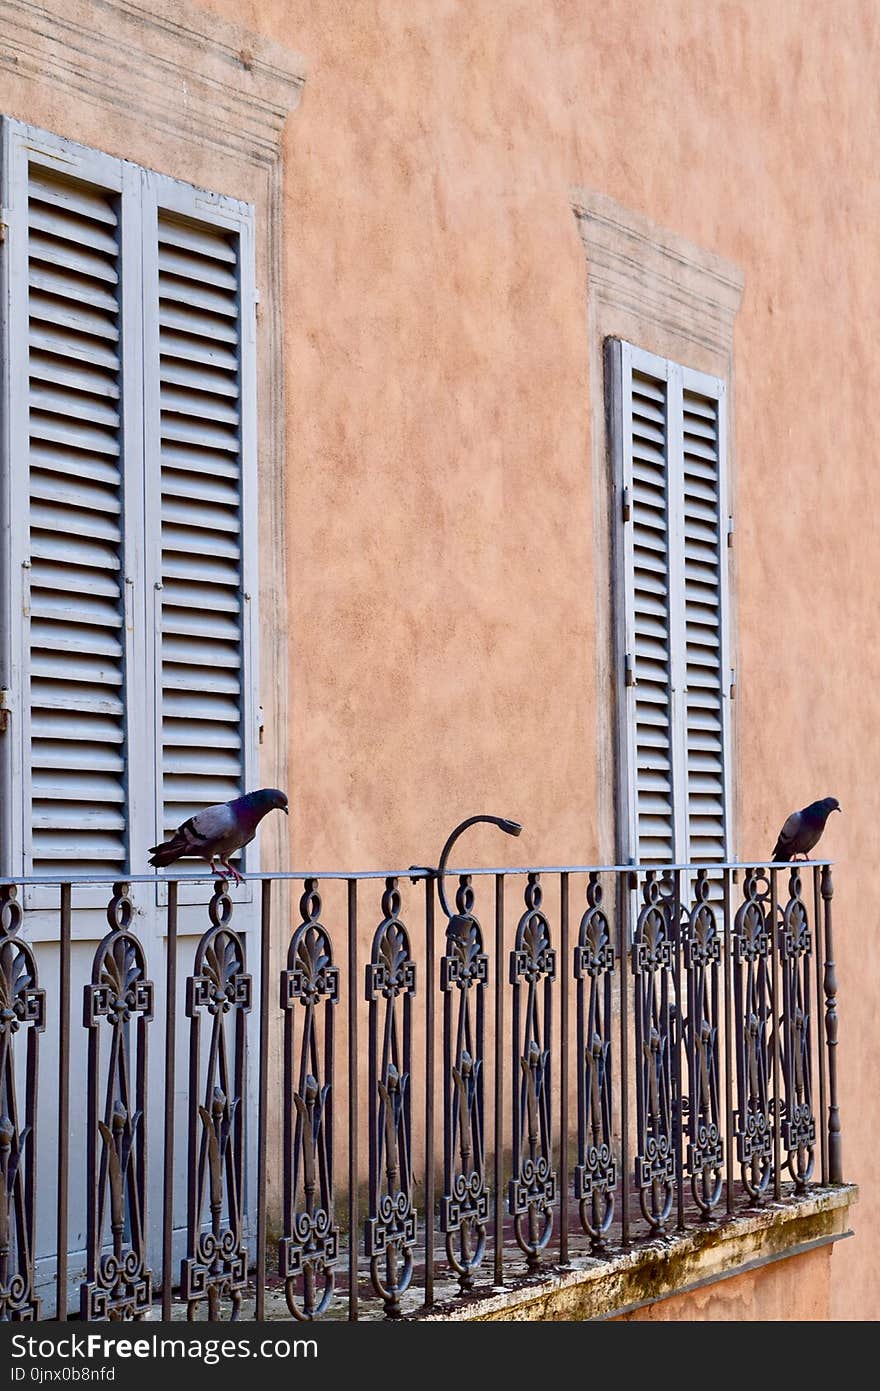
top-left (616, 1243), bottom-right (832, 1321)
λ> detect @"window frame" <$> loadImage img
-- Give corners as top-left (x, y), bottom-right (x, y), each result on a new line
top-left (0, 116), bottom-right (260, 920)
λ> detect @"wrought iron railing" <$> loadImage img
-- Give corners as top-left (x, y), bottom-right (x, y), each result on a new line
top-left (0, 851), bottom-right (843, 1321)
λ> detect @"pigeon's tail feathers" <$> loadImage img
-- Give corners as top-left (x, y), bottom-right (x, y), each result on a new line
top-left (148, 834), bottom-right (192, 868)
top-left (770, 840), bottom-right (791, 864)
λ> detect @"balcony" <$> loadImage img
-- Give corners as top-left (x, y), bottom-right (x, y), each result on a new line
top-left (0, 843), bottom-right (851, 1322)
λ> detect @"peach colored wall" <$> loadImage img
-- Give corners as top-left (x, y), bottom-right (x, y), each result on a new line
top-left (205, 0), bottom-right (875, 1317)
top-left (2, 0), bottom-right (876, 1318)
top-left (616, 1245), bottom-right (833, 1321)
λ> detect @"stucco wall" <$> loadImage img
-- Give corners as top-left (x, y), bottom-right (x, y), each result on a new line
top-left (206, 0), bottom-right (875, 1318)
top-left (615, 1244), bottom-right (833, 1320)
top-left (2, 0), bottom-right (876, 1318)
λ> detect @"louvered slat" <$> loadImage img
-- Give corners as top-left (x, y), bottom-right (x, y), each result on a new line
top-left (158, 212), bottom-right (245, 839)
top-left (683, 388), bottom-right (726, 866)
top-left (26, 167), bottom-right (128, 877)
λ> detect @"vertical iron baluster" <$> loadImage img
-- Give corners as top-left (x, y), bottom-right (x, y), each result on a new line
top-left (280, 880), bottom-right (339, 1320)
top-left (365, 878), bottom-right (416, 1317)
top-left (182, 881), bottom-right (252, 1320)
top-left (770, 869), bottom-right (781, 1201)
top-left (559, 872), bottom-right (569, 1265)
top-left (493, 874), bottom-right (504, 1285)
top-left (778, 869), bottom-right (816, 1191)
top-left (508, 874), bottom-right (556, 1271)
top-left (162, 881), bottom-right (178, 1320)
top-left (618, 872), bottom-right (632, 1247)
top-left (424, 874), bottom-right (435, 1306)
top-left (347, 879), bottom-right (358, 1320)
top-left (813, 867), bottom-right (828, 1184)
top-left (440, 876), bottom-right (489, 1293)
top-left (821, 867), bottom-right (842, 1182)
top-left (682, 869), bottom-right (724, 1218)
top-left (56, 883), bottom-right (71, 1321)
top-left (0, 884), bottom-right (45, 1320)
top-left (732, 869), bottom-right (773, 1202)
top-left (256, 880), bottom-right (271, 1319)
top-left (723, 868), bottom-right (734, 1215)
top-left (671, 870), bottom-right (685, 1233)
top-left (82, 884), bottom-right (154, 1320)
top-left (574, 872), bottom-right (616, 1252)
top-left (632, 873), bottom-right (675, 1234)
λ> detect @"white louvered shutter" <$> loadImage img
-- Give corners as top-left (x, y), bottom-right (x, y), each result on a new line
top-left (682, 382), bottom-right (729, 864)
top-left (628, 365), bottom-right (676, 862)
top-left (1, 120), bottom-right (258, 891)
top-left (21, 160), bottom-right (131, 878)
top-left (610, 340), bottom-right (731, 868)
top-left (156, 215), bottom-right (245, 836)
top-left (142, 178), bottom-right (258, 876)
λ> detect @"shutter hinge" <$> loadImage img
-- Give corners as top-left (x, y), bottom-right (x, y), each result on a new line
top-left (729, 668), bottom-right (737, 700)
top-left (621, 486), bottom-right (631, 522)
top-left (0, 688), bottom-right (11, 734)
top-left (257, 704), bottom-right (265, 745)
top-left (625, 653), bottom-right (636, 688)
top-left (727, 515), bottom-right (734, 548)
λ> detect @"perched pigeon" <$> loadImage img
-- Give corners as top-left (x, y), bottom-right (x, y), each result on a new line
top-left (148, 788), bottom-right (289, 884)
top-left (770, 796), bottom-right (840, 863)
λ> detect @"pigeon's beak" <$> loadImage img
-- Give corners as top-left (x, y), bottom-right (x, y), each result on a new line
top-left (282, 805), bottom-right (289, 815)
top-left (834, 805), bottom-right (842, 813)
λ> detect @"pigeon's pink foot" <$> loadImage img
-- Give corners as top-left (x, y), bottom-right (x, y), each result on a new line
top-left (207, 858), bottom-right (230, 880)
top-left (220, 859), bottom-right (244, 885)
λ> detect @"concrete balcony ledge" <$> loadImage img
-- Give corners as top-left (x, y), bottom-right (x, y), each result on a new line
top-left (419, 1185), bottom-right (857, 1321)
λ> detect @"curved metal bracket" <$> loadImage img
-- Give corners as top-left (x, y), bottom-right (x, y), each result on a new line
top-left (436, 815), bottom-right (522, 921)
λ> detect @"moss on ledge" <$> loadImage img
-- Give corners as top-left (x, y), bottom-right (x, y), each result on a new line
top-left (419, 1185), bottom-right (857, 1322)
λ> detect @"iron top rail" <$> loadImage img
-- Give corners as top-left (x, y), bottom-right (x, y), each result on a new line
top-left (0, 858), bottom-right (833, 886)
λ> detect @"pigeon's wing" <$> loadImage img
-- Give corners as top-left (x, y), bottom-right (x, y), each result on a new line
top-left (771, 810), bottom-right (802, 861)
top-left (777, 811), bottom-right (802, 844)
top-left (184, 801), bottom-right (238, 850)
top-left (148, 800), bottom-right (239, 867)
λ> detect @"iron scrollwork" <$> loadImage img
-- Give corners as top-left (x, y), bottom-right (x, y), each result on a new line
top-left (632, 873), bottom-right (675, 1233)
top-left (182, 882), bottom-right (252, 1320)
top-left (508, 874), bottom-right (556, 1271)
top-left (81, 884), bottom-right (153, 1321)
top-left (0, 886), bottom-right (44, 1321)
top-left (682, 870), bottom-right (724, 1215)
top-left (778, 870), bottom-right (815, 1190)
top-left (365, 879), bottom-right (416, 1317)
top-left (732, 869), bottom-right (774, 1201)
top-left (574, 873), bottom-right (616, 1250)
top-left (279, 880), bottom-right (340, 1319)
top-left (440, 876), bottom-right (489, 1292)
